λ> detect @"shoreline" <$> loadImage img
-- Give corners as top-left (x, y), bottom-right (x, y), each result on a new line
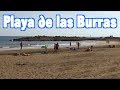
top-left (0, 40), bottom-right (120, 79)
top-left (0, 43), bottom-right (120, 56)
top-left (0, 40), bottom-right (120, 52)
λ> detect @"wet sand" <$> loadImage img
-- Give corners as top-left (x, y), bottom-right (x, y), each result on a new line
top-left (0, 41), bottom-right (120, 79)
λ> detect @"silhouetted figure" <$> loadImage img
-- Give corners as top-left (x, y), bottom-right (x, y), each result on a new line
top-left (77, 42), bottom-right (80, 49)
top-left (91, 46), bottom-right (93, 51)
top-left (20, 41), bottom-right (23, 50)
top-left (109, 45), bottom-right (115, 48)
top-left (113, 45), bottom-right (115, 48)
top-left (56, 43), bottom-right (59, 50)
top-left (70, 42), bottom-right (71, 47)
top-left (54, 43), bottom-right (59, 52)
top-left (108, 45), bottom-right (111, 48)
top-left (73, 47), bottom-right (76, 50)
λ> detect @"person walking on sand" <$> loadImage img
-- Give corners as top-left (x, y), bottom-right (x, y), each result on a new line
top-left (20, 41), bottom-right (23, 50)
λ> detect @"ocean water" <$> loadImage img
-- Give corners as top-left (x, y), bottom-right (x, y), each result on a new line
top-left (0, 36), bottom-right (97, 50)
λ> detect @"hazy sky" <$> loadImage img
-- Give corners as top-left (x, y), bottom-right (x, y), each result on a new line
top-left (0, 11), bottom-right (120, 37)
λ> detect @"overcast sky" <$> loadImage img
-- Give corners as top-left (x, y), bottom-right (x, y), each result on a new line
top-left (0, 11), bottom-right (120, 37)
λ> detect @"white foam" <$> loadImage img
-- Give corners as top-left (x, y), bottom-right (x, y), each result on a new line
top-left (0, 40), bottom-right (98, 51)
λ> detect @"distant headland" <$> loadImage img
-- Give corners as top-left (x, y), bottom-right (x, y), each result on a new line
top-left (12, 35), bottom-right (120, 41)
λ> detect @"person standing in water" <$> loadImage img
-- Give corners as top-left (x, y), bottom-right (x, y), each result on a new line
top-left (20, 41), bottom-right (23, 50)
top-left (70, 42), bottom-right (71, 47)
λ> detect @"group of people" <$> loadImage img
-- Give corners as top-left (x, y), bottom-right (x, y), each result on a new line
top-left (70, 42), bottom-right (93, 51)
top-left (85, 46), bottom-right (93, 52)
top-left (19, 41), bottom-right (60, 52)
top-left (19, 41), bottom-right (93, 52)
top-left (70, 42), bottom-right (80, 50)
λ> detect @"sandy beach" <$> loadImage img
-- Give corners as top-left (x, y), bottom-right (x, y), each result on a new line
top-left (0, 41), bottom-right (120, 79)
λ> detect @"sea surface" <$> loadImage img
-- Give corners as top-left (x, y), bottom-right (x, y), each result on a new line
top-left (0, 36), bottom-right (97, 50)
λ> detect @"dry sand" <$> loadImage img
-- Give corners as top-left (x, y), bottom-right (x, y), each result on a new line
top-left (0, 41), bottom-right (120, 79)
